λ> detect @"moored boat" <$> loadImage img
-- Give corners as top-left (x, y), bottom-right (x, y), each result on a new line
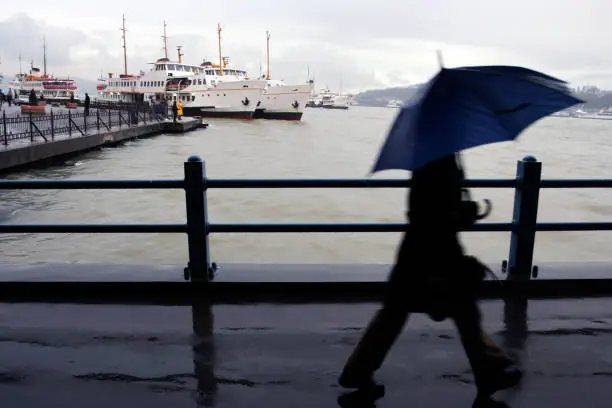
top-left (96, 19), bottom-right (266, 119)
top-left (8, 38), bottom-right (81, 105)
top-left (252, 31), bottom-right (314, 120)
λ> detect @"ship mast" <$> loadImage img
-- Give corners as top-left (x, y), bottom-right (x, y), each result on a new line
top-left (162, 20), bottom-right (168, 59)
top-left (266, 30), bottom-right (271, 80)
top-left (121, 14), bottom-right (128, 75)
top-left (177, 46), bottom-right (183, 64)
top-left (43, 36), bottom-right (47, 77)
top-left (18, 52), bottom-right (22, 75)
top-left (217, 23), bottom-right (223, 76)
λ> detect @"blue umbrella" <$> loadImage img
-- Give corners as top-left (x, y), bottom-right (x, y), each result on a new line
top-left (372, 65), bottom-right (583, 173)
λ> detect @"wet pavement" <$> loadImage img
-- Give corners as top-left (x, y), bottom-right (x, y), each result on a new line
top-left (1, 299), bottom-right (612, 407)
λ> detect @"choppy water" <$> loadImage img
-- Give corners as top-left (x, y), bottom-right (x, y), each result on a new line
top-left (1, 107), bottom-right (612, 268)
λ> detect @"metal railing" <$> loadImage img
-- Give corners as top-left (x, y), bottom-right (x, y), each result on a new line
top-left (1, 104), bottom-right (160, 145)
top-left (0, 155), bottom-right (612, 285)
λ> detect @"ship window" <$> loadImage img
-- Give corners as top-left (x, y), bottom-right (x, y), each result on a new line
top-left (192, 96), bottom-right (195, 101)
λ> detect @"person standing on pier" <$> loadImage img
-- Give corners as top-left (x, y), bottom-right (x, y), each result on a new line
top-left (29, 89), bottom-right (37, 106)
top-left (172, 100), bottom-right (178, 122)
top-left (84, 93), bottom-right (90, 116)
top-left (177, 99), bottom-right (183, 121)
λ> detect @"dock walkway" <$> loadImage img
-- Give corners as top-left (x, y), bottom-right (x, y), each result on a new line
top-left (0, 105), bottom-right (202, 172)
top-left (1, 298), bottom-right (610, 408)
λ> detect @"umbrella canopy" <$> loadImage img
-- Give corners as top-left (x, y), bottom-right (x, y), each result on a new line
top-left (372, 65), bottom-right (583, 173)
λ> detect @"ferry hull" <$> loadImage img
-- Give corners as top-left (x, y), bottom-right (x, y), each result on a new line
top-left (183, 107), bottom-right (254, 120)
top-left (253, 110), bottom-right (303, 121)
top-left (254, 83), bottom-right (312, 121)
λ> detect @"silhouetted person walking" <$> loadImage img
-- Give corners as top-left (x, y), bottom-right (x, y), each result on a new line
top-left (338, 154), bottom-right (521, 398)
top-left (84, 93), bottom-right (90, 116)
top-left (172, 100), bottom-right (178, 122)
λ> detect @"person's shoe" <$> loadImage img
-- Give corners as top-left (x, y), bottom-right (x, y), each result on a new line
top-left (338, 371), bottom-right (382, 390)
top-left (338, 385), bottom-right (386, 407)
top-left (476, 364), bottom-right (523, 396)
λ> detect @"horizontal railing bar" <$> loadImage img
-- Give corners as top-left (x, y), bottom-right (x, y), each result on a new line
top-left (1, 178), bottom-right (612, 191)
top-left (205, 179), bottom-right (518, 189)
top-left (537, 222), bottom-right (612, 231)
top-left (0, 222), bottom-right (610, 234)
top-left (0, 180), bottom-right (185, 190)
top-left (540, 180), bottom-right (612, 188)
top-left (0, 224), bottom-right (186, 233)
top-left (207, 223), bottom-right (514, 233)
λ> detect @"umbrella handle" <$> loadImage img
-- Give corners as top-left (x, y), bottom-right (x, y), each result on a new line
top-left (475, 199), bottom-right (492, 220)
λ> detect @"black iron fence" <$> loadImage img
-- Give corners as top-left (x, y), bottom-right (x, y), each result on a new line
top-left (1, 104), bottom-right (160, 145)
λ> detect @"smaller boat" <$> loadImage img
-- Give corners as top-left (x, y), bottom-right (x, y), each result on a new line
top-left (307, 87), bottom-right (352, 109)
top-left (8, 38), bottom-right (81, 105)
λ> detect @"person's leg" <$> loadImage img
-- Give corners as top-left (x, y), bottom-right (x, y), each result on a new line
top-left (451, 299), bottom-right (521, 395)
top-left (339, 301), bottom-right (410, 388)
top-left (339, 236), bottom-right (413, 388)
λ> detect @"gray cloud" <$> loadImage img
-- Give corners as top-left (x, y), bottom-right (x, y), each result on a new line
top-left (2, 2), bottom-right (612, 92)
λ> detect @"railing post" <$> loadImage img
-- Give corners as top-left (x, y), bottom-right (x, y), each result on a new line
top-left (2, 111), bottom-right (7, 145)
top-left (108, 109), bottom-right (112, 128)
top-left (97, 109), bottom-right (100, 131)
top-left (83, 111), bottom-right (87, 134)
top-left (29, 112), bottom-right (34, 142)
top-left (68, 110), bottom-right (72, 136)
top-left (184, 155), bottom-right (211, 282)
top-left (507, 156), bottom-right (542, 280)
top-left (50, 110), bottom-right (55, 140)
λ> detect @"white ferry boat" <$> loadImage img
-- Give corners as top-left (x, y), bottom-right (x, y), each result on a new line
top-left (96, 20), bottom-right (266, 119)
top-left (8, 40), bottom-right (80, 104)
top-left (163, 58), bottom-right (266, 119)
top-left (251, 32), bottom-right (314, 120)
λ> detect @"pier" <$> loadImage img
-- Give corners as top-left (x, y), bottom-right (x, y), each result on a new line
top-left (0, 104), bottom-right (202, 173)
top-left (1, 155), bottom-right (611, 407)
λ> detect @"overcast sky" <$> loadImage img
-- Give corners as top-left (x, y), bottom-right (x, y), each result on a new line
top-left (1, 1), bottom-right (610, 93)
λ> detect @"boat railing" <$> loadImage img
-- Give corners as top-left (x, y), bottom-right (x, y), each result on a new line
top-left (1, 155), bottom-right (612, 302)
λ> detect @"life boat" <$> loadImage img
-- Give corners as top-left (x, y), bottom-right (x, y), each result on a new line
top-left (21, 105), bottom-right (46, 114)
